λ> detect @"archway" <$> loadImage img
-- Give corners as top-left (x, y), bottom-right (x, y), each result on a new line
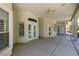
top-left (66, 20), bottom-right (72, 35)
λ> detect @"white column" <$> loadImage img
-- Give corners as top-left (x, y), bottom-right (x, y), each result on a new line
top-left (64, 22), bottom-right (66, 34)
top-left (72, 18), bottom-right (78, 40)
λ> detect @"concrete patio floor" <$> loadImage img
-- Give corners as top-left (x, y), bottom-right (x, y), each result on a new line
top-left (12, 35), bottom-right (78, 56)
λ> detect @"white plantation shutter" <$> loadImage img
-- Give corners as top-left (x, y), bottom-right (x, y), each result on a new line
top-left (0, 20), bottom-right (4, 32)
top-left (0, 8), bottom-right (9, 50)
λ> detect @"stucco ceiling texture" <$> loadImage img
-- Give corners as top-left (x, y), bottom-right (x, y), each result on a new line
top-left (13, 3), bottom-right (77, 21)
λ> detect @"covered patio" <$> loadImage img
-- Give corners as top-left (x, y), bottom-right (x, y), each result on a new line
top-left (12, 35), bottom-right (78, 56)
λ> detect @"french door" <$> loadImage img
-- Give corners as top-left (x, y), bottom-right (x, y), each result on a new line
top-left (32, 23), bottom-right (37, 39)
top-left (28, 22), bottom-right (37, 39)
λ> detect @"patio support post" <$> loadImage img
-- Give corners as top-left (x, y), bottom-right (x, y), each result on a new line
top-left (72, 18), bottom-right (78, 41)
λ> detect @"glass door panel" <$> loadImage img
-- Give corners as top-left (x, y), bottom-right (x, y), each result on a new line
top-left (28, 24), bottom-right (32, 39)
top-left (33, 25), bottom-right (36, 37)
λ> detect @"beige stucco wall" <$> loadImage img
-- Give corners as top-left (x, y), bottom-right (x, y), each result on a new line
top-left (39, 18), bottom-right (44, 37)
top-left (39, 18), bottom-right (57, 38)
top-left (76, 10), bottom-right (79, 16)
top-left (13, 10), bottom-right (39, 43)
top-left (13, 8), bottom-right (17, 44)
top-left (57, 21), bottom-right (66, 34)
top-left (0, 3), bottom-right (13, 56)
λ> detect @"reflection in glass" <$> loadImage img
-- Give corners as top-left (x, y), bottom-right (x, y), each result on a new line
top-left (19, 23), bottom-right (24, 36)
top-left (49, 27), bottom-right (51, 35)
top-left (54, 24), bottom-right (56, 31)
top-left (0, 8), bottom-right (9, 50)
top-left (34, 25), bottom-right (36, 37)
top-left (28, 24), bottom-right (32, 39)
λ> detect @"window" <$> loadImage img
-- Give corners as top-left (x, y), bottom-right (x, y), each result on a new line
top-left (28, 24), bottom-right (31, 34)
top-left (0, 20), bottom-right (4, 32)
top-left (28, 18), bottom-right (37, 23)
top-left (19, 23), bottom-right (24, 36)
top-left (49, 27), bottom-right (51, 35)
top-left (28, 24), bottom-right (32, 39)
top-left (0, 8), bottom-right (9, 51)
top-left (54, 24), bottom-right (56, 31)
top-left (34, 25), bottom-right (36, 37)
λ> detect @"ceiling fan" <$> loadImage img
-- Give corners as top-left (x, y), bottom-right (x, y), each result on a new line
top-left (48, 8), bottom-right (56, 16)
